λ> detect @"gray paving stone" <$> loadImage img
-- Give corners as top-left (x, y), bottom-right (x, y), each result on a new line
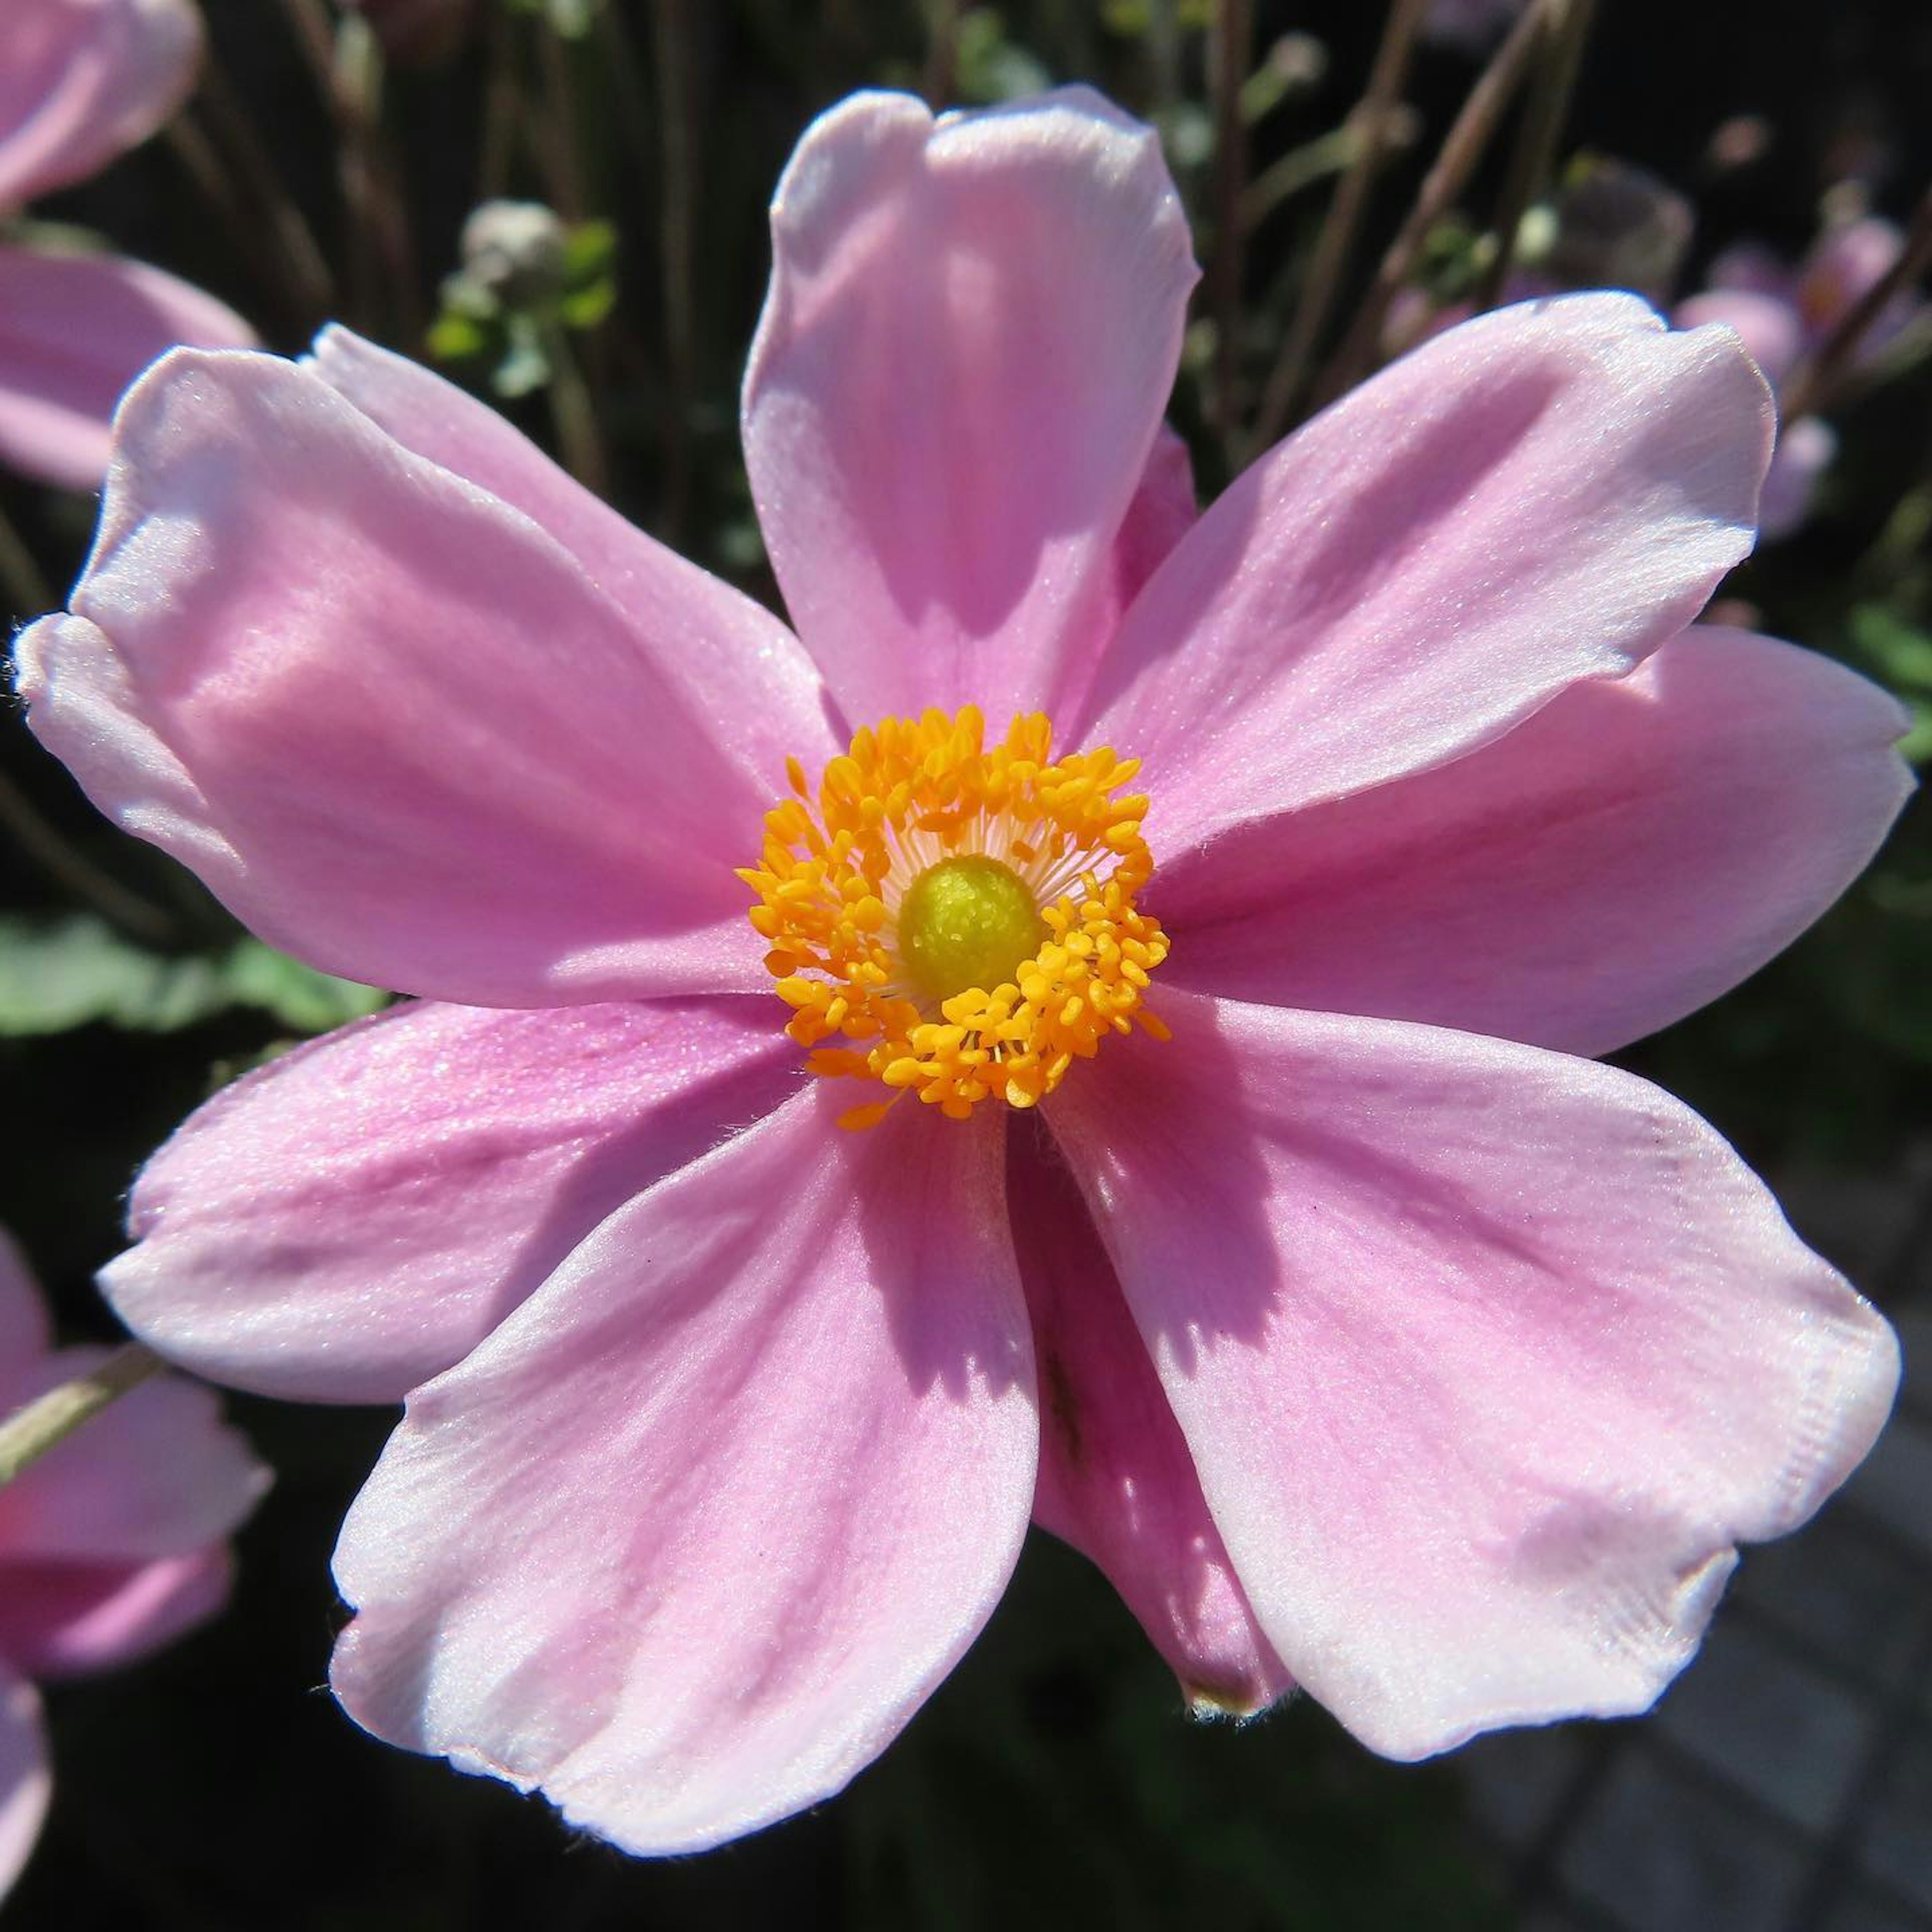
top-left (1844, 1416), bottom-right (1932, 1558)
top-left (1857, 1723), bottom-right (1932, 1913)
top-left (1560, 1745), bottom-right (1807, 1932)
top-left (1730, 1507), bottom-right (1931, 1692)
top-left (1651, 1620), bottom-right (1873, 1832)
top-left (1820, 1883), bottom-right (1932, 1932)
top-left (1454, 1722), bottom-right (1591, 1851)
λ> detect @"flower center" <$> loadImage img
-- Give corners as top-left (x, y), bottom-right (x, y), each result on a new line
top-left (741, 706), bottom-right (1170, 1129)
top-left (898, 855), bottom-right (1046, 1006)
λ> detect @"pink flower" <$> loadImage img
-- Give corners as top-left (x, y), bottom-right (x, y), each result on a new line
top-left (0, 0), bottom-right (254, 490)
top-left (13, 90), bottom-right (1914, 1853)
top-left (1677, 215), bottom-right (1923, 538)
top-left (0, 1228), bottom-right (267, 1900)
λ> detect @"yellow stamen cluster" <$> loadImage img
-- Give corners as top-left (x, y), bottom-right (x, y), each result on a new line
top-left (740, 706), bottom-right (1171, 1129)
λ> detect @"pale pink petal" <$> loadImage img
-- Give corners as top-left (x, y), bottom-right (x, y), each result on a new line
top-left (1673, 287), bottom-right (1804, 389)
top-left (14, 348), bottom-right (816, 1005)
top-left (0, 1229), bottom-right (50, 1365)
top-left (1083, 294), bottom-right (1772, 855)
top-left (0, 1664), bottom-right (49, 1906)
top-left (0, 1546), bottom-right (231, 1679)
top-left (1156, 628), bottom-right (1914, 1058)
top-left (0, 0), bottom-right (200, 208)
top-left (1046, 990), bottom-right (1899, 1759)
top-left (304, 325), bottom-right (836, 769)
top-left (0, 1354), bottom-right (267, 1565)
top-left (103, 995), bottom-right (801, 1403)
top-left (1009, 1119), bottom-right (1291, 1717)
top-left (1759, 416), bottom-right (1838, 539)
top-left (332, 1087), bottom-right (1036, 1855)
top-left (0, 244), bottom-right (253, 491)
top-left (742, 88), bottom-right (1197, 724)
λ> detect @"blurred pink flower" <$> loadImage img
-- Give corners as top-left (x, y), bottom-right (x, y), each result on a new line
top-left (0, 0), bottom-right (254, 490)
top-left (0, 1229), bottom-right (267, 1901)
top-left (13, 90), bottom-right (1915, 1854)
top-left (1678, 215), bottom-right (1923, 537)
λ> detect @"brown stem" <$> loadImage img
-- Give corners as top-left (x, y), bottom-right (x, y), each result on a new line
top-left (653, 0), bottom-right (697, 542)
top-left (0, 1345), bottom-right (166, 1488)
top-left (1208, 0), bottom-right (1255, 449)
top-left (1310, 0), bottom-right (1550, 412)
top-left (922, 0), bottom-right (961, 108)
top-left (1783, 185), bottom-right (1932, 424)
top-left (1471, 0), bottom-right (1595, 314)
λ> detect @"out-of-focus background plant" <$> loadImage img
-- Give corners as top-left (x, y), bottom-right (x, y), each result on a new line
top-left (1, 1), bottom-right (1927, 1925)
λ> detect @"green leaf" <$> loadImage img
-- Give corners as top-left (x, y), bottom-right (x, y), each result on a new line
top-left (0, 917), bottom-right (387, 1038)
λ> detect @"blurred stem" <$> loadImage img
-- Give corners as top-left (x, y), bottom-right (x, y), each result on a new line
top-left (1784, 185), bottom-right (1932, 423)
top-left (541, 321), bottom-right (608, 496)
top-left (654, 0), bottom-right (697, 543)
top-left (1208, 0), bottom-right (1254, 448)
top-left (1240, 125), bottom-right (1368, 233)
top-left (1249, 0), bottom-right (1426, 452)
top-left (0, 762), bottom-right (183, 945)
top-left (534, 19), bottom-right (588, 221)
top-left (479, 1), bottom-right (520, 201)
top-left (0, 501), bottom-right (52, 615)
top-left (0, 1346), bottom-right (165, 1488)
top-left (1471, 0), bottom-right (1595, 313)
top-left (1311, 0), bottom-right (1549, 411)
top-left (191, 63), bottom-right (337, 324)
top-left (922, 0), bottom-right (960, 107)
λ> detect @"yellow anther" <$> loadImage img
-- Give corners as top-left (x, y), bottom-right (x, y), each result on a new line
top-left (742, 706), bottom-right (1170, 1124)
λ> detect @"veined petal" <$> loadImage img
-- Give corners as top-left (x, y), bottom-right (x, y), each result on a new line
top-left (0, 1356), bottom-right (266, 1567)
top-left (0, 244), bottom-right (254, 491)
top-left (1084, 294), bottom-right (1773, 853)
top-left (743, 88), bottom-right (1197, 724)
top-left (332, 1088), bottom-right (1036, 1855)
top-left (1156, 628), bottom-right (1914, 1057)
top-left (305, 326), bottom-right (837, 776)
top-left (1046, 990), bottom-right (1898, 1760)
top-left (102, 996), bottom-right (801, 1403)
top-left (13, 349), bottom-right (808, 1005)
top-left (0, 1546), bottom-right (232, 1679)
top-left (1009, 1118), bottom-right (1291, 1717)
top-left (0, 0), bottom-right (200, 208)
top-left (0, 1663), bottom-right (48, 1906)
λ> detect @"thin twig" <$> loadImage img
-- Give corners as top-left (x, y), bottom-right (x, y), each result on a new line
top-left (922, 0), bottom-right (960, 108)
top-left (540, 322), bottom-right (608, 496)
top-left (0, 500), bottom-right (53, 615)
top-left (0, 763), bottom-right (183, 944)
top-left (1249, 0), bottom-right (1428, 453)
top-left (533, 20), bottom-right (588, 222)
top-left (1310, 0), bottom-right (1550, 412)
top-left (478, 0), bottom-right (520, 203)
top-left (653, 0), bottom-right (697, 542)
top-left (0, 1345), bottom-right (165, 1487)
top-left (1471, 0), bottom-right (1595, 314)
top-left (1783, 185), bottom-right (1932, 423)
top-left (1208, 0), bottom-right (1254, 449)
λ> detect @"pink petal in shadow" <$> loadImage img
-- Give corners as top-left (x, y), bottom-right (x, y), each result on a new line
top-left (0, 1664), bottom-right (49, 1906)
top-left (1046, 989), bottom-right (1898, 1759)
top-left (103, 995), bottom-right (803, 1403)
top-left (0, 1545), bottom-right (233, 1679)
top-left (332, 1087), bottom-right (1037, 1855)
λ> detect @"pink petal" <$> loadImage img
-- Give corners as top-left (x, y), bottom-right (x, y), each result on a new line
top-left (0, 1353), bottom-right (267, 1566)
top-left (103, 995), bottom-right (801, 1403)
top-left (1009, 1119), bottom-right (1291, 1717)
top-left (305, 325), bottom-right (835, 768)
top-left (332, 1088), bottom-right (1036, 1854)
top-left (14, 348), bottom-right (817, 1005)
top-left (742, 88), bottom-right (1197, 725)
top-left (1673, 287), bottom-right (1804, 389)
top-left (0, 1229), bottom-right (50, 1365)
top-left (1758, 416), bottom-right (1838, 540)
top-left (1083, 294), bottom-right (1773, 856)
top-left (0, 1664), bottom-right (48, 1906)
top-left (0, 244), bottom-right (254, 491)
top-left (1155, 627), bottom-right (1914, 1058)
top-left (0, 1545), bottom-right (232, 1679)
top-left (0, 0), bottom-right (200, 208)
top-left (1045, 990), bottom-right (1899, 1759)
